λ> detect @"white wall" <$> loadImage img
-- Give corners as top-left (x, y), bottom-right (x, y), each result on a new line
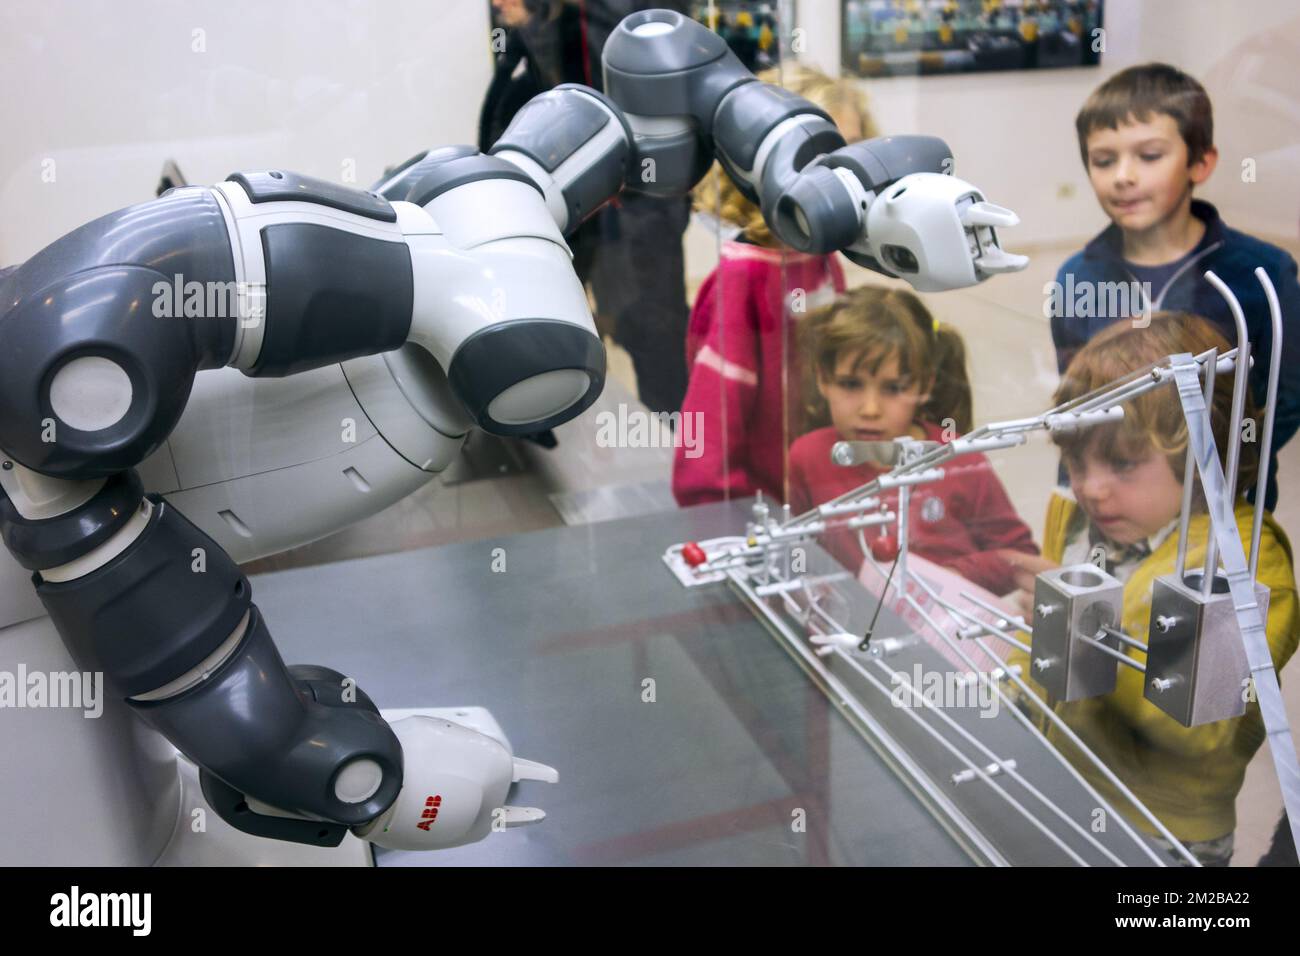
top-left (796, 0), bottom-right (1300, 248)
top-left (0, 0), bottom-right (493, 262)
top-left (5, 2), bottom-right (1295, 267)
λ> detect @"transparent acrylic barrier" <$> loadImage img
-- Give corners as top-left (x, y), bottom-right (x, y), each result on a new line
top-left (667, 0), bottom-right (1300, 867)
top-left (3, 0), bottom-right (1299, 867)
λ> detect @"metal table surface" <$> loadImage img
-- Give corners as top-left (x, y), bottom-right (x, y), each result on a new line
top-left (251, 499), bottom-right (974, 866)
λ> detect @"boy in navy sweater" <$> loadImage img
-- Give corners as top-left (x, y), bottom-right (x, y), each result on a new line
top-left (1050, 64), bottom-right (1300, 510)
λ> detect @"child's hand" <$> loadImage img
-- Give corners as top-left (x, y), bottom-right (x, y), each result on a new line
top-left (1012, 587), bottom-right (1036, 624)
top-left (995, 549), bottom-right (1059, 594)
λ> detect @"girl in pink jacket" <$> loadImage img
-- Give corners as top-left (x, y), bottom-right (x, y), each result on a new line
top-left (672, 67), bottom-right (873, 506)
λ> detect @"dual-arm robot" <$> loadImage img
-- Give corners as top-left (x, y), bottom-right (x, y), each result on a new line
top-left (0, 9), bottom-right (1026, 854)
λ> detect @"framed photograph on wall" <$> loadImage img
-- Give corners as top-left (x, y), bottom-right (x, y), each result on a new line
top-left (842, 0), bottom-right (1103, 78)
top-left (690, 2), bottom-right (792, 72)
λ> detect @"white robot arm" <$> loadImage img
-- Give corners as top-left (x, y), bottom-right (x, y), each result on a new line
top-left (0, 7), bottom-right (1026, 855)
top-left (483, 7), bottom-right (1027, 291)
top-left (0, 161), bottom-right (580, 849)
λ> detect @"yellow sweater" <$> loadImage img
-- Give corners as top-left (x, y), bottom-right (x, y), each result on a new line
top-left (1011, 494), bottom-right (1299, 843)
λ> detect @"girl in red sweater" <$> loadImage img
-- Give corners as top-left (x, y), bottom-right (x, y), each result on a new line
top-left (787, 286), bottom-right (1039, 596)
top-left (671, 67), bottom-right (872, 506)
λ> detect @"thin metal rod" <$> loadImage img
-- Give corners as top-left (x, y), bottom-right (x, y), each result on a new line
top-left (896, 484), bottom-right (910, 592)
top-left (942, 601), bottom-right (1033, 656)
top-left (959, 591), bottom-right (1032, 636)
top-left (1250, 267), bottom-right (1284, 579)
top-left (1202, 271), bottom-right (1252, 598)
top-left (1177, 349), bottom-right (1214, 579)
top-left (1066, 372), bottom-right (1162, 418)
top-left (1053, 360), bottom-right (1171, 416)
top-left (1078, 632), bottom-right (1145, 671)
top-left (1098, 624), bottom-right (1148, 653)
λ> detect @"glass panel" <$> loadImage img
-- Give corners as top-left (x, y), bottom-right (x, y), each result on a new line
top-left (675, 1), bottom-right (796, 510)
top-left (762, 0), bottom-right (1300, 868)
top-left (3, 0), bottom-right (1298, 870)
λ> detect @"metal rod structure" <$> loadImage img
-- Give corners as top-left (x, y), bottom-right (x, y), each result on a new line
top-left (779, 347), bottom-right (1230, 531)
top-left (863, 538), bottom-right (1024, 658)
top-left (757, 588), bottom-right (1188, 864)
top-left (786, 588), bottom-right (839, 636)
top-left (818, 497), bottom-right (881, 518)
top-left (970, 628), bottom-right (1197, 866)
top-left (849, 534), bottom-right (1170, 863)
top-left (893, 587), bottom-right (1173, 865)
top-left (821, 446), bottom-right (1205, 863)
top-left (683, 336), bottom-right (1297, 867)
top-left (782, 529), bottom-right (1171, 864)
top-left (899, 556), bottom-right (1198, 864)
top-left (879, 560), bottom-right (1192, 865)
top-left (726, 567), bottom-right (1012, 866)
top-left (1250, 268), bottom-right (1284, 579)
top-left (795, 614), bottom-right (1066, 861)
top-left (794, 596), bottom-right (1108, 863)
top-left (739, 522), bottom-right (1181, 864)
top-left (849, 655), bottom-right (1095, 866)
top-left (888, 551), bottom-right (1033, 667)
top-left (862, 655), bottom-right (1128, 866)
top-left (1169, 359), bottom-right (1300, 857)
top-left (857, 535), bottom-right (1036, 654)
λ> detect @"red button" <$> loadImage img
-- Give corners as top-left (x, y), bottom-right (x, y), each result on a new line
top-left (682, 542), bottom-right (707, 567)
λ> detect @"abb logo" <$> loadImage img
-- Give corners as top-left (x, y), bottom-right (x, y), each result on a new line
top-left (416, 794), bottom-right (443, 831)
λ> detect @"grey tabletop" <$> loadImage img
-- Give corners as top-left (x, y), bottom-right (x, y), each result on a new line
top-left (251, 499), bottom-right (974, 866)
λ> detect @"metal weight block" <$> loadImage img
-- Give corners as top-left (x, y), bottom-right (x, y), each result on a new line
top-left (1030, 564), bottom-right (1124, 700)
top-left (1145, 570), bottom-right (1270, 726)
